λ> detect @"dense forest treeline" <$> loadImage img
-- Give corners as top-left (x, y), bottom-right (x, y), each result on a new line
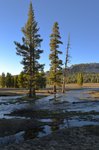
top-left (1, 63), bottom-right (99, 88)
top-left (46, 72), bottom-right (99, 85)
top-left (0, 72), bottom-right (46, 89)
top-left (46, 63), bottom-right (99, 85)
top-left (65, 73), bottom-right (99, 83)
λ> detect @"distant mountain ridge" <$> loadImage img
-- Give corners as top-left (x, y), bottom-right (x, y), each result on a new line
top-left (69, 63), bottom-right (99, 73)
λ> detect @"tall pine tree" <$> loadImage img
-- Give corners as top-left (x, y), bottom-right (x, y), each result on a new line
top-left (77, 73), bottom-right (83, 86)
top-left (14, 2), bottom-right (43, 97)
top-left (49, 22), bottom-right (63, 93)
top-left (18, 72), bottom-right (26, 88)
top-left (0, 73), bottom-right (6, 88)
top-left (6, 73), bottom-right (12, 88)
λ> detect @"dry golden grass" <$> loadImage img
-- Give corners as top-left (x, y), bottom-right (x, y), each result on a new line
top-left (0, 88), bottom-right (50, 96)
top-left (65, 83), bottom-right (99, 89)
top-left (0, 83), bottom-right (99, 96)
top-left (0, 88), bottom-right (28, 96)
top-left (87, 91), bottom-right (99, 98)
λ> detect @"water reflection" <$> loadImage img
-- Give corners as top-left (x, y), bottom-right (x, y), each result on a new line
top-left (24, 126), bottom-right (44, 140)
top-left (1, 88), bottom-right (99, 146)
top-left (1, 88), bottom-right (99, 119)
top-left (0, 116), bottom-right (99, 146)
top-left (0, 131), bottom-right (24, 145)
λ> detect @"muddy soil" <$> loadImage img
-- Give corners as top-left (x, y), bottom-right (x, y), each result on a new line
top-left (2, 126), bottom-right (99, 150)
top-left (0, 88), bottom-right (99, 149)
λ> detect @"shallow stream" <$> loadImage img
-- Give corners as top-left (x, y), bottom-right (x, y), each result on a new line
top-left (0, 88), bottom-right (99, 146)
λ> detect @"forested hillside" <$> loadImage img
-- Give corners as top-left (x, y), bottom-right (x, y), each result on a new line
top-left (69, 63), bottom-right (99, 73)
top-left (66, 63), bottom-right (99, 83)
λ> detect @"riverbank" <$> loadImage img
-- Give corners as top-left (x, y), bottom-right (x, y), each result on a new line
top-left (2, 125), bottom-right (99, 150)
top-left (0, 83), bottom-right (99, 96)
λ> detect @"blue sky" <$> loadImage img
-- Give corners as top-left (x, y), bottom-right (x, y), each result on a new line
top-left (0, 0), bottom-right (99, 75)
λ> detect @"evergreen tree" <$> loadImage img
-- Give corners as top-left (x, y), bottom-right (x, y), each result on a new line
top-left (6, 73), bottom-right (12, 88)
top-left (35, 70), bottom-right (46, 89)
top-left (62, 34), bottom-right (70, 93)
top-left (0, 72), bottom-right (6, 88)
top-left (0, 76), bottom-right (1, 87)
top-left (49, 22), bottom-right (63, 93)
top-left (14, 2), bottom-right (43, 97)
top-left (11, 76), bottom-right (14, 87)
top-left (77, 73), bottom-right (83, 86)
top-left (14, 75), bottom-right (19, 88)
top-left (18, 72), bottom-right (26, 88)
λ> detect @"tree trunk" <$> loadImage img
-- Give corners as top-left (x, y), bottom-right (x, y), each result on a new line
top-left (53, 84), bottom-right (56, 93)
top-left (62, 68), bottom-right (66, 93)
top-left (29, 81), bottom-right (32, 97)
top-left (29, 87), bottom-right (36, 98)
top-left (32, 88), bottom-right (36, 97)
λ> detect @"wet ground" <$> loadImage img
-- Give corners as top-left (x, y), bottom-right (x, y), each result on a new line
top-left (0, 88), bottom-right (99, 147)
